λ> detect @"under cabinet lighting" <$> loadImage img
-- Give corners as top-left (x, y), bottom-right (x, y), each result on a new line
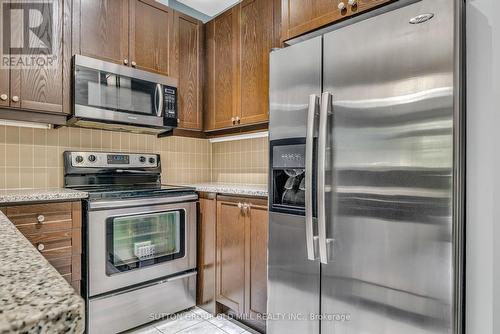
top-left (0, 119), bottom-right (52, 129)
top-left (208, 131), bottom-right (268, 143)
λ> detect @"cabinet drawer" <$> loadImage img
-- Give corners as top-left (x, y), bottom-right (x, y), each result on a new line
top-left (12, 213), bottom-right (73, 234)
top-left (5, 202), bottom-right (72, 216)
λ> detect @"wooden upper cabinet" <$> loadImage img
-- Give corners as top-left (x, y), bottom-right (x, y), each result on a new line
top-left (205, 8), bottom-right (240, 131)
top-left (281, 0), bottom-right (393, 42)
top-left (7, 0), bottom-right (67, 114)
top-left (175, 12), bottom-right (203, 131)
top-left (205, 0), bottom-right (278, 132)
top-left (281, 0), bottom-right (346, 42)
top-left (239, 0), bottom-right (273, 126)
top-left (130, 0), bottom-right (174, 75)
top-left (216, 199), bottom-right (246, 313)
top-left (75, 0), bottom-right (129, 65)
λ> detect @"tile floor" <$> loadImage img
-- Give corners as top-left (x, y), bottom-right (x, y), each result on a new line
top-left (127, 307), bottom-right (256, 334)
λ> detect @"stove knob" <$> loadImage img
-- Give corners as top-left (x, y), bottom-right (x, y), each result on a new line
top-left (88, 154), bottom-right (96, 162)
top-left (75, 155), bottom-right (84, 163)
top-left (139, 156), bottom-right (146, 163)
top-left (149, 157), bottom-right (155, 164)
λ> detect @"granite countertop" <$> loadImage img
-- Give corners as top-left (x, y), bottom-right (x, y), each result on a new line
top-left (183, 183), bottom-right (268, 197)
top-left (0, 188), bottom-right (88, 205)
top-left (0, 212), bottom-right (85, 334)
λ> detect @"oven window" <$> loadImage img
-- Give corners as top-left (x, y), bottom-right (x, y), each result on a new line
top-left (106, 210), bottom-right (185, 275)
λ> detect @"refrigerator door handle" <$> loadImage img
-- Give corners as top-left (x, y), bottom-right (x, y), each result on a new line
top-left (318, 91), bottom-right (332, 264)
top-left (305, 94), bottom-right (319, 261)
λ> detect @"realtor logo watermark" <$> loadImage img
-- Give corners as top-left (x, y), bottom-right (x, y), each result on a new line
top-left (1, 0), bottom-right (56, 69)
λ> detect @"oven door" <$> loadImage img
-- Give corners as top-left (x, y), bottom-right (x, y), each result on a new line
top-left (87, 196), bottom-right (196, 297)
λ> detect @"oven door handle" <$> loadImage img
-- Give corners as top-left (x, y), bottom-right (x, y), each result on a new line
top-left (88, 194), bottom-right (199, 210)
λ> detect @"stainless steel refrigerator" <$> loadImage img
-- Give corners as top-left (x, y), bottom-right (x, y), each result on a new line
top-left (267, 0), bottom-right (465, 333)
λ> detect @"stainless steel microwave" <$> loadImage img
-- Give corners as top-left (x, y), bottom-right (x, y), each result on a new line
top-left (69, 55), bottom-right (178, 135)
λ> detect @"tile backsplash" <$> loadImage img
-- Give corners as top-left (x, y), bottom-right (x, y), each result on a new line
top-left (0, 124), bottom-right (269, 190)
top-left (211, 137), bottom-right (269, 185)
top-left (0, 125), bottom-right (211, 189)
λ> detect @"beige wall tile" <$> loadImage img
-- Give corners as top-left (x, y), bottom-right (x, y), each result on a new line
top-left (0, 124), bottom-right (270, 189)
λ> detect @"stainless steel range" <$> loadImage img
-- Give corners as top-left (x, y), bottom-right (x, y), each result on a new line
top-left (64, 151), bottom-right (197, 334)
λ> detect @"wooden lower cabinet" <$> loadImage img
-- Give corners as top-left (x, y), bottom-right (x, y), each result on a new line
top-left (197, 194), bottom-right (269, 330)
top-left (1, 201), bottom-right (82, 292)
top-left (216, 198), bottom-right (247, 313)
top-left (197, 193), bottom-right (217, 314)
top-left (215, 195), bottom-right (268, 329)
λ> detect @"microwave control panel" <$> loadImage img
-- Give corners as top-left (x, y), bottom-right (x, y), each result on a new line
top-left (164, 87), bottom-right (177, 119)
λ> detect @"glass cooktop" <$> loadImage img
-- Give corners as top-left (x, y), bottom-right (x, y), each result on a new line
top-left (68, 184), bottom-right (196, 201)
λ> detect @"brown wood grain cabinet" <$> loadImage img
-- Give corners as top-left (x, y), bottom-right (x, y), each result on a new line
top-left (73, 0), bottom-right (175, 74)
top-left (197, 193), bottom-right (217, 314)
top-left (0, 0), bottom-right (70, 116)
top-left (74, 0), bottom-right (129, 65)
top-left (281, 0), bottom-right (393, 42)
top-left (239, 0), bottom-right (273, 126)
top-left (174, 12), bottom-right (204, 131)
top-left (130, 0), bottom-right (174, 75)
top-left (1, 201), bottom-right (83, 292)
top-left (205, 0), bottom-right (279, 132)
top-left (216, 197), bottom-right (246, 313)
top-left (215, 195), bottom-right (268, 327)
top-left (204, 7), bottom-right (241, 131)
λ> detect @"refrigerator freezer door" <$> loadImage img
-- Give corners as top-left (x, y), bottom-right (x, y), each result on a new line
top-left (269, 37), bottom-right (322, 141)
top-left (268, 37), bottom-right (322, 334)
top-left (321, 0), bottom-right (455, 333)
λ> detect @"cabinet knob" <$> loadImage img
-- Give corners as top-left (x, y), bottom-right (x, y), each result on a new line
top-left (37, 215), bottom-right (45, 223)
top-left (131, 61), bottom-right (137, 67)
top-left (231, 117), bottom-right (236, 125)
top-left (348, 0), bottom-right (357, 5)
top-left (12, 96), bottom-right (19, 103)
top-left (243, 203), bottom-right (250, 214)
top-left (0, 94), bottom-right (7, 101)
top-left (236, 117), bottom-right (241, 124)
top-left (338, 2), bottom-right (346, 10)
top-left (37, 243), bottom-right (45, 251)
top-left (123, 59), bottom-right (129, 65)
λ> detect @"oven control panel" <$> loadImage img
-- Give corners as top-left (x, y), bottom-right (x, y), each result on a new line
top-left (70, 152), bottom-right (159, 168)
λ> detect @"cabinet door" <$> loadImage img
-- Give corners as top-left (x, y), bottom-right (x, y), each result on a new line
top-left (75, 0), bottom-right (129, 65)
top-left (281, 0), bottom-right (347, 42)
top-left (175, 12), bottom-right (203, 130)
top-left (129, 0), bottom-right (173, 75)
top-left (239, 0), bottom-right (272, 126)
top-left (350, 0), bottom-right (393, 15)
top-left (197, 194), bottom-right (217, 314)
top-left (10, 0), bottom-right (65, 113)
top-left (245, 199), bottom-right (268, 320)
top-left (205, 8), bottom-right (240, 131)
top-left (216, 199), bottom-right (245, 313)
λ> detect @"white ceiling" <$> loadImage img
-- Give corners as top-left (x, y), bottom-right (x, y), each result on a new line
top-left (176, 0), bottom-right (239, 17)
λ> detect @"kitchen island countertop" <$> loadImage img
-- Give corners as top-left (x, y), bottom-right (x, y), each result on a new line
top-left (0, 211), bottom-right (85, 334)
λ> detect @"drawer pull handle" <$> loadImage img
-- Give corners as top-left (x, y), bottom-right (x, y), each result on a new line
top-left (37, 243), bottom-right (45, 251)
top-left (37, 215), bottom-right (45, 223)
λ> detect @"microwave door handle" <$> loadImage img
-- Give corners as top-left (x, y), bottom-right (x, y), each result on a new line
top-left (318, 91), bottom-right (332, 264)
top-left (306, 94), bottom-right (319, 261)
top-left (155, 84), bottom-right (164, 117)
